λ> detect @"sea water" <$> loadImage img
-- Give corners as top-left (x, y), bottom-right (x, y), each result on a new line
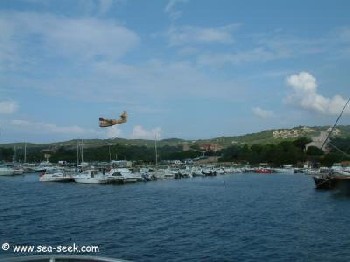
top-left (1, 173), bottom-right (350, 261)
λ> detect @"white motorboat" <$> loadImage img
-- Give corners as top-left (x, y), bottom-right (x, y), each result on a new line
top-left (0, 165), bottom-right (14, 176)
top-left (33, 161), bottom-right (55, 172)
top-left (191, 166), bottom-right (204, 177)
top-left (74, 170), bottom-right (108, 184)
top-left (39, 169), bottom-right (74, 182)
top-left (106, 168), bottom-right (138, 184)
top-left (163, 168), bottom-right (177, 179)
top-left (13, 167), bottom-right (24, 175)
top-left (331, 164), bottom-right (350, 176)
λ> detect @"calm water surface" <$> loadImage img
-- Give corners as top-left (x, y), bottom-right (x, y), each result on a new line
top-left (1, 173), bottom-right (350, 261)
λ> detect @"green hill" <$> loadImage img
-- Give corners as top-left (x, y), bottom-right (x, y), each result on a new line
top-left (1, 125), bottom-right (350, 164)
top-left (1, 125), bottom-right (350, 150)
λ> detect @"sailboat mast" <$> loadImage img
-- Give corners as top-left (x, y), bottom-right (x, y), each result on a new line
top-left (13, 145), bottom-right (16, 163)
top-left (322, 97), bottom-right (350, 150)
top-left (81, 139), bottom-right (84, 163)
top-left (24, 142), bottom-right (27, 163)
top-left (76, 140), bottom-right (79, 168)
top-left (154, 133), bottom-right (158, 167)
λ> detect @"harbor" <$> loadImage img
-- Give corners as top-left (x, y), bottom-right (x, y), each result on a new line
top-left (1, 1), bottom-right (350, 261)
top-left (2, 153), bottom-right (350, 183)
top-left (2, 160), bottom-right (350, 186)
top-left (1, 170), bottom-right (350, 261)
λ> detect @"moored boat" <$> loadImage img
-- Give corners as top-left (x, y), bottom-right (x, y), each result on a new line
top-left (255, 167), bottom-right (273, 174)
top-left (105, 168), bottom-right (138, 184)
top-left (0, 165), bottom-right (14, 176)
top-left (314, 173), bottom-right (350, 193)
top-left (202, 166), bottom-right (217, 176)
top-left (313, 174), bottom-right (337, 189)
top-left (74, 170), bottom-right (108, 184)
top-left (39, 168), bottom-right (74, 182)
top-left (13, 166), bottom-right (24, 175)
top-left (33, 161), bottom-right (56, 172)
top-left (313, 97), bottom-right (350, 193)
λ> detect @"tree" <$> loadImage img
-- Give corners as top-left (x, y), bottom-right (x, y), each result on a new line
top-left (293, 137), bottom-right (312, 151)
top-left (306, 146), bottom-right (323, 156)
top-left (0, 148), bottom-right (14, 162)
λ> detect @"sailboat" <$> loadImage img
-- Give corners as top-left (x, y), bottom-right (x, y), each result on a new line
top-left (313, 97), bottom-right (350, 191)
top-left (71, 139), bottom-right (109, 184)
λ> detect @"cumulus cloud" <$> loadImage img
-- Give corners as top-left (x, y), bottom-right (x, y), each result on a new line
top-left (130, 125), bottom-right (162, 140)
top-left (286, 72), bottom-right (317, 93)
top-left (0, 101), bottom-right (18, 114)
top-left (286, 72), bottom-right (350, 115)
top-left (105, 125), bottom-right (122, 138)
top-left (252, 107), bottom-right (274, 118)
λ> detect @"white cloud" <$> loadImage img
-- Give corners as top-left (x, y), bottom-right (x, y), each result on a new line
top-left (335, 26), bottom-right (350, 43)
top-left (286, 72), bottom-right (350, 115)
top-left (90, 59), bottom-right (240, 102)
top-left (252, 107), bottom-right (274, 119)
top-left (97, 0), bottom-right (115, 15)
top-left (105, 125), bottom-right (122, 139)
top-left (197, 47), bottom-right (281, 66)
top-left (10, 119), bottom-right (97, 135)
top-left (46, 18), bottom-right (138, 60)
top-left (0, 18), bottom-right (20, 71)
top-left (195, 32), bottom-right (327, 67)
top-left (167, 24), bottom-right (239, 46)
top-left (164, 0), bottom-right (188, 21)
top-left (286, 72), bottom-right (317, 93)
top-left (0, 12), bottom-right (139, 68)
top-left (0, 101), bottom-right (18, 114)
top-left (130, 125), bottom-right (162, 140)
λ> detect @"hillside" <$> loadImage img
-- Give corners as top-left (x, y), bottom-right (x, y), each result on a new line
top-left (1, 125), bottom-right (350, 150)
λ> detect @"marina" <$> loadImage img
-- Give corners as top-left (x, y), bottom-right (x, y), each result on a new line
top-left (0, 2), bottom-right (349, 260)
top-left (2, 160), bottom-right (350, 188)
top-left (1, 171), bottom-right (350, 261)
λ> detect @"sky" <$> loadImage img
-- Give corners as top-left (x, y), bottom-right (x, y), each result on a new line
top-left (1, 0), bottom-right (350, 143)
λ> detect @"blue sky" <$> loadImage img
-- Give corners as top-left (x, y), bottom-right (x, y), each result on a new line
top-left (1, 0), bottom-right (350, 143)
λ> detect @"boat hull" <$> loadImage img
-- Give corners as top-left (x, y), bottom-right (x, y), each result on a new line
top-left (74, 177), bottom-right (108, 184)
top-left (313, 176), bottom-right (337, 189)
top-left (40, 176), bottom-right (74, 182)
top-left (0, 168), bottom-right (14, 176)
top-left (314, 174), bottom-right (350, 193)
